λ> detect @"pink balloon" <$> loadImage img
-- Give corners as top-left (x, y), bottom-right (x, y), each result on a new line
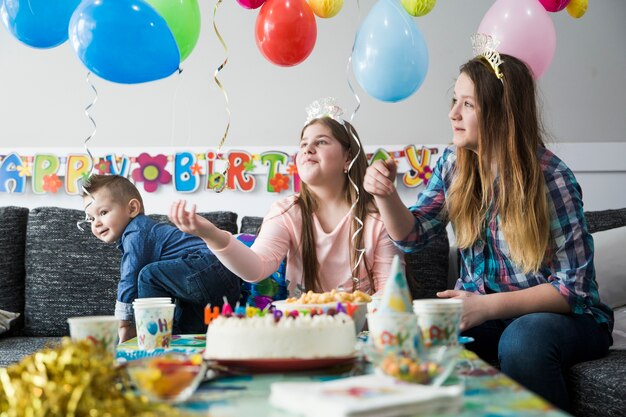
top-left (538, 0), bottom-right (570, 12)
top-left (236, 0), bottom-right (266, 9)
top-left (478, 0), bottom-right (556, 79)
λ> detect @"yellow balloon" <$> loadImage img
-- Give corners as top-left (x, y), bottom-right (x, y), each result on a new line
top-left (401, 0), bottom-right (436, 17)
top-left (307, 0), bottom-right (344, 18)
top-left (566, 0), bottom-right (588, 19)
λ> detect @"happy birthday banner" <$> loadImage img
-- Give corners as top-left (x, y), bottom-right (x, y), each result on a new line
top-left (0, 145), bottom-right (439, 196)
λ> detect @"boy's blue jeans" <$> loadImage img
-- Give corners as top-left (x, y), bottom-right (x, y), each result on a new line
top-left (462, 312), bottom-right (611, 412)
top-left (137, 250), bottom-right (240, 334)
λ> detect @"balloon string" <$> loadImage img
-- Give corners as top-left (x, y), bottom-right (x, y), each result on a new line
top-left (77, 71), bottom-right (98, 232)
top-left (170, 68), bottom-right (185, 147)
top-left (346, 0), bottom-right (362, 123)
top-left (212, 0), bottom-right (230, 193)
top-left (346, 128), bottom-right (366, 290)
top-left (83, 71), bottom-right (97, 167)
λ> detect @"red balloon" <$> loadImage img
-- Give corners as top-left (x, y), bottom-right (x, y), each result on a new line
top-left (255, 0), bottom-right (317, 67)
top-left (538, 0), bottom-right (570, 12)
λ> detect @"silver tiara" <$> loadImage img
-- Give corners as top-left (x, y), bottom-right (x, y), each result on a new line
top-left (304, 97), bottom-right (345, 126)
top-left (471, 33), bottom-right (504, 80)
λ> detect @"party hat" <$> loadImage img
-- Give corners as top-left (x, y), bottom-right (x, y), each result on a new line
top-left (379, 255), bottom-right (412, 313)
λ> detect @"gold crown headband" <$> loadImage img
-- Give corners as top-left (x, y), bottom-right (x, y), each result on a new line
top-left (471, 33), bottom-right (504, 81)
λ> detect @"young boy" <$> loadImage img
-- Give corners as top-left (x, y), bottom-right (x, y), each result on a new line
top-left (82, 175), bottom-right (240, 342)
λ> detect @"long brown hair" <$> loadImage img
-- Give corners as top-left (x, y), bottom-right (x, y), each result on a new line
top-left (296, 117), bottom-right (376, 292)
top-left (447, 54), bottom-right (550, 273)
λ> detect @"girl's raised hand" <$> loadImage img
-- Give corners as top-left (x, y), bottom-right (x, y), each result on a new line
top-left (364, 159), bottom-right (398, 197)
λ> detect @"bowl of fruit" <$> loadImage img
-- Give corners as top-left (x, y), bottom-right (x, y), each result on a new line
top-left (125, 353), bottom-right (207, 403)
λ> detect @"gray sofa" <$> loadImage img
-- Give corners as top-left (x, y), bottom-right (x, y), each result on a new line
top-left (0, 205), bottom-right (624, 417)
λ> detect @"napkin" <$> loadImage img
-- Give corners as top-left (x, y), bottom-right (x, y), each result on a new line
top-left (269, 374), bottom-right (462, 417)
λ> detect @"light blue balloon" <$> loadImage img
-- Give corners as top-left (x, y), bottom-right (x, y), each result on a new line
top-left (351, 0), bottom-right (429, 102)
top-left (68, 0), bottom-right (180, 84)
top-left (0, 0), bottom-right (81, 48)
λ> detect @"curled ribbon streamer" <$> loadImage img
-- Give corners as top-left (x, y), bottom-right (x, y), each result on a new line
top-left (346, 129), bottom-right (366, 290)
top-left (346, 0), bottom-right (362, 123)
top-left (212, 0), bottom-right (230, 193)
top-left (77, 72), bottom-right (98, 232)
top-left (83, 71), bottom-right (98, 166)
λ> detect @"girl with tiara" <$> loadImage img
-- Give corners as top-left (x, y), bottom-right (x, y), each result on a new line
top-left (170, 97), bottom-right (403, 297)
top-left (363, 38), bottom-right (613, 411)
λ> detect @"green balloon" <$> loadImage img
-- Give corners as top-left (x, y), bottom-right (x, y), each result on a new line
top-left (144, 0), bottom-right (201, 62)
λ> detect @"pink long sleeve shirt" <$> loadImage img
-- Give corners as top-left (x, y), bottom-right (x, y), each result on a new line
top-left (212, 195), bottom-right (403, 296)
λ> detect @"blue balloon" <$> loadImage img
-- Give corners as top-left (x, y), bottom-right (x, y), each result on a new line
top-left (351, 0), bottom-right (429, 102)
top-left (68, 0), bottom-right (180, 84)
top-left (0, 0), bottom-right (81, 48)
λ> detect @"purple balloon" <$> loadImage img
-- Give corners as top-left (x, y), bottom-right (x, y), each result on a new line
top-left (236, 0), bottom-right (266, 9)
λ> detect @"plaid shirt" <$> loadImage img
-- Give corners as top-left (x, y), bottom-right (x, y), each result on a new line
top-left (394, 146), bottom-right (613, 329)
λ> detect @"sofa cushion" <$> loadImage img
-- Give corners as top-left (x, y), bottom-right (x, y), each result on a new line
top-left (567, 350), bottom-right (626, 417)
top-left (593, 226), bottom-right (626, 309)
top-left (240, 216), bottom-right (263, 235)
top-left (585, 208), bottom-right (626, 234)
top-left (0, 206), bottom-right (29, 335)
top-left (23, 208), bottom-right (239, 337)
top-left (0, 336), bottom-right (60, 368)
top-left (405, 231), bottom-right (450, 300)
top-left (23, 207), bottom-right (120, 337)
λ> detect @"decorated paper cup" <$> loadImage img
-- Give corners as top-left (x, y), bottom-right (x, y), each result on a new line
top-left (133, 297), bottom-right (172, 305)
top-left (366, 297), bottom-right (382, 315)
top-left (412, 299), bottom-right (463, 348)
top-left (134, 303), bottom-right (175, 350)
top-left (366, 312), bottom-right (419, 356)
top-left (67, 315), bottom-right (119, 356)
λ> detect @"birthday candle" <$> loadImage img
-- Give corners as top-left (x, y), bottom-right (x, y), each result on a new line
top-left (204, 305), bottom-right (220, 325)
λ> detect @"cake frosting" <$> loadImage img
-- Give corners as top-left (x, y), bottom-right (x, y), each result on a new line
top-left (204, 313), bottom-right (356, 359)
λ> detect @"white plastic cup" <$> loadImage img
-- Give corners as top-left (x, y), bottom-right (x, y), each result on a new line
top-left (366, 312), bottom-right (419, 356)
top-left (412, 299), bottom-right (463, 348)
top-left (67, 315), bottom-right (119, 356)
top-left (134, 303), bottom-right (175, 350)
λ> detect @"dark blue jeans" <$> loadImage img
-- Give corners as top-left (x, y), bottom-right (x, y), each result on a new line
top-left (138, 251), bottom-right (240, 334)
top-left (462, 312), bottom-right (611, 413)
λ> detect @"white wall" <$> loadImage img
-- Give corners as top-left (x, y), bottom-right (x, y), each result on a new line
top-left (0, 0), bottom-right (624, 150)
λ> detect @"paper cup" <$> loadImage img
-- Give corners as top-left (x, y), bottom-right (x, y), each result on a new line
top-left (412, 299), bottom-right (463, 348)
top-left (134, 303), bottom-right (175, 350)
top-left (67, 316), bottom-right (119, 356)
top-left (366, 312), bottom-right (419, 356)
top-left (133, 297), bottom-right (172, 305)
top-left (366, 297), bottom-right (382, 315)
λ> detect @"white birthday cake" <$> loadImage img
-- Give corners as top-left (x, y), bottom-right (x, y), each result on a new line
top-left (204, 312), bottom-right (356, 359)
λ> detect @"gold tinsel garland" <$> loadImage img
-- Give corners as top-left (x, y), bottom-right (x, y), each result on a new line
top-left (0, 338), bottom-right (190, 417)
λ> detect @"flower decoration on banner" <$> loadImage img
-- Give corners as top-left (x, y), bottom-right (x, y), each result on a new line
top-left (269, 173), bottom-right (290, 193)
top-left (190, 162), bottom-right (203, 176)
top-left (287, 163), bottom-right (298, 176)
top-left (0, 0), bottom-right (82, 49)
top-left (69, 0), bottom-right (200, 84)
top-left (131, 153), bottom-right (172, 192)
top-left (417, 165), bottom-right (433, 185)
top-left (255, 0), bottom-right (317, 67)
top-left (308, 0), bottom-right (344, 18)
top-left (16, 164), bottom-right (30, 177)
top-left (42, 174), bottom-right (62, 193)
top-left (400, 0), bottom-right (436, 17)
top-left (244, 160), bottom-right (256, 172)
top-left (538, 0), bottom-right (570, 12)
top-left (566, 0), bottom-right (587, 18)
top-left (95, 159), bottom-right (111, 175)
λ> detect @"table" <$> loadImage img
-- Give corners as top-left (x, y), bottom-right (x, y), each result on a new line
top-left (118, 336), bottom-right (572, 417)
